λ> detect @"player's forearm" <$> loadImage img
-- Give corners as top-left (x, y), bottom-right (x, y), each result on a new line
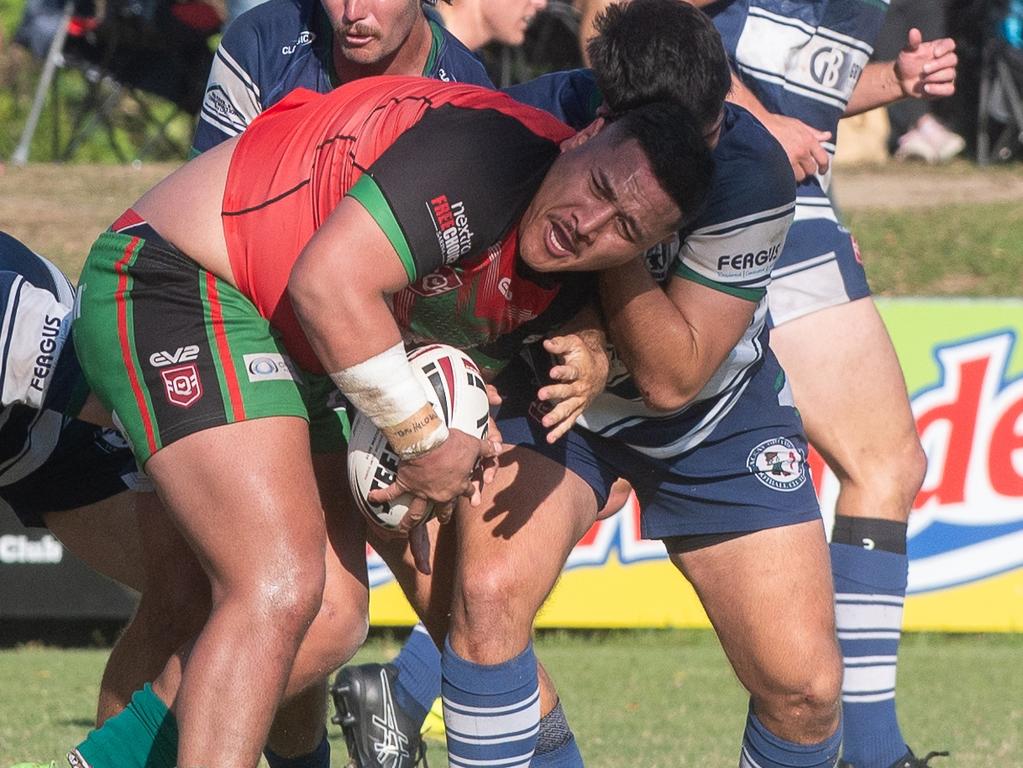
top-left (599, 264), bottom-right (703, 412)
top-left (291, 267), bottom-right (403, 372)
top-left (845, 61), bottom-right (902, 116)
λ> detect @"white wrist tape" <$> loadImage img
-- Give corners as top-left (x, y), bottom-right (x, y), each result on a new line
top-left (330, 342), bottom-right (449, 458)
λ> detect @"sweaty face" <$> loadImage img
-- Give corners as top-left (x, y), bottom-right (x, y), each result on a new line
top-left (518, 132), bottom-right (681, 274)
top-left (482, 0), bottom-right (548, 46)
top-left (324, 0), bottom-right (422, 65)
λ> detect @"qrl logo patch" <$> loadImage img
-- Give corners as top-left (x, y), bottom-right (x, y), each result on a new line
top-left (747, 437), bottom-right (807, 491)
top-left (161, 363), bottom-right (203, 408)
top-left (409, 267), bottom-right (463, 297)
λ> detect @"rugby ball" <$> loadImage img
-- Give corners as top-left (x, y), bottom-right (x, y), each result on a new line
top-left (347, 344), bottom-right (490, 530)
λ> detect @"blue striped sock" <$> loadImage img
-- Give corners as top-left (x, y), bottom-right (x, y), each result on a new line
top-left (832, 542), bottom-right (908, 768)
top-left (442, 639), bottom-right (540, 768)
top-left (740, 706), bottom-right (842, 768)
top-left (532, 736), bottom-right (583, 768)
top-left (392, 623), bottom-right (441, 726)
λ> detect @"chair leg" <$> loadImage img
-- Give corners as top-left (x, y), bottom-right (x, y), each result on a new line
top-left (61, 76), bottom-right (128, 162)
top-left (977, 54), bottom-right (992, 164)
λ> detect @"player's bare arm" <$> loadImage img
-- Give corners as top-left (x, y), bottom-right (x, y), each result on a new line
top-left (289, 197), bottom-right (497, 523)
top-left (845, 28), bottom-right (958, 116)
top-left (727, 73), bottom-right (831, 182)
top-left (599, 262), bottom-right (755, 411)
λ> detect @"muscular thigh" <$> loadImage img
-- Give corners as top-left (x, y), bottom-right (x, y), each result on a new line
top-left (669, 520), bottom-right (839, 696)
top-left (769, 297), bottom-right (919, 486)
top-left (453, 445), bottom-right (599, 623)
top-left (145, 416), bottom-right (327, 597)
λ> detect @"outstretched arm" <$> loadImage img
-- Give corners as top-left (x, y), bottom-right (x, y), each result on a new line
top-left (845, 28), bottom-right (958, 116)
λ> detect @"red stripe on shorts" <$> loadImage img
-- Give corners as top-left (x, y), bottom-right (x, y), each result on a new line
top-left (205, 272), bottom-right (246, 420)
top-left (115, 237), bottom-right (159, 456)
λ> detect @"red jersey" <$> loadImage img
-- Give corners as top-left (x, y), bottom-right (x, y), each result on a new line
top-left (221, 75), bottom-right (575, 372)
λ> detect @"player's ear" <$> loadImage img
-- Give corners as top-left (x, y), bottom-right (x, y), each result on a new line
top-left (559, 117), bottom-right (605, 152)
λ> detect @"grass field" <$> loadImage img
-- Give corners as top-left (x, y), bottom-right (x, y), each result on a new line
top-left (2, 630), bottom-right (1022, 767)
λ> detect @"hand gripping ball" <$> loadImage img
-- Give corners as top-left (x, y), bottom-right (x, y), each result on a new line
top-left (346, 344), bottom-right (490, 529)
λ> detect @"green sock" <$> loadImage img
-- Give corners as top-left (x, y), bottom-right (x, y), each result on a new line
top-left (70, 684), bottom-right (178, 768)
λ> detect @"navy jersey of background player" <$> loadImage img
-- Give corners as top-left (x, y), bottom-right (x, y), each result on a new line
top-left (1, 233), bottom-right (87, 517)
top-left (0, 232), bottom-right (139, 526)
top-left (708, 0), bottom-right (887, 199)
top-left (192, 0), bottom-right (494, 153)
top-left (508, 72), bottom-right (796, 455)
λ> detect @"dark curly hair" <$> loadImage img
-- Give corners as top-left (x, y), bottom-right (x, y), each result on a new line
top-left (587, 0), bottom-right (731, 131)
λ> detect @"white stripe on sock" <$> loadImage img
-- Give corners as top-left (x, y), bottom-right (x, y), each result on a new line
top-left (739, 744), bottom-right (766, 768)
top-left (837, 630), bottom-right (902, 641)
top-left (835, 601), bottom-right (905, 631)
top-left (835, 592), bottom-right (905, 606)
top-left (842, 663), bottom-right (897, 693)
top-left (843, 690), bottom-right (897, 704)
top-left (444, 689), bottom-right (540, 739)
top-left (843, 655), bottom-right (898, 665)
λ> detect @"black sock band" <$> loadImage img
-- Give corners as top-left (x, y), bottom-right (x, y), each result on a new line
top-left (535, 700), bottom-right (574, 755)
top-left (832, 515), bottom-right (908, 554)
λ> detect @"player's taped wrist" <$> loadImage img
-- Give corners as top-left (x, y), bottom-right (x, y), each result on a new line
top-left (330, 342), bottom-right (448, 459)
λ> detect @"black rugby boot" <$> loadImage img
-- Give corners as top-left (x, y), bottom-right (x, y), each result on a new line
top-left (331, 662), bottom-right (428, 768)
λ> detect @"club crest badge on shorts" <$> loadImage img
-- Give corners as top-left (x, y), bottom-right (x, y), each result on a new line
top-left (161, 363), bottom-right (203, 408)
top-left (747, 437), bottom-right (807, 491)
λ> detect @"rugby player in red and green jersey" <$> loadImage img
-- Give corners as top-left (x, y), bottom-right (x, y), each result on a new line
top-left (70, 75), bottom-right (712, 768)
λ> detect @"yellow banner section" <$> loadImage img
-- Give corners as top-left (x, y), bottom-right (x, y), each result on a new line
top-left (367, 299), bottom-right (1023, 632)
top-left (369, 553), bottom-right (1023, 633)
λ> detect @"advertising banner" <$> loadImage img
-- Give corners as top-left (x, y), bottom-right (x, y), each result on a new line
top-left (0, 514), bottom-right (138, 620)
top-left (1, 300), bottom-right (1019, 630)
top-left (367, 299), bottom-right (1023, 632)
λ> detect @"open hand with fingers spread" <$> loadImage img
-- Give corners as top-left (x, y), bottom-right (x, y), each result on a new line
top-left (537, 330), bottom-right (610, 443)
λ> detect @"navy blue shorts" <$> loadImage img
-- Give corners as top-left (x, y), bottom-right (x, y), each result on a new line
top-left (766, 207), bottom-right (871, 328)
top-left (495, 355), bottom-right (822, 539)
top-left (0, 420), bottom-right (137, 528)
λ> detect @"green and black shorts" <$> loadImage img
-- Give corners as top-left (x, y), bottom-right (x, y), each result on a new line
top-left (73, 214), bottom-right (349, 466)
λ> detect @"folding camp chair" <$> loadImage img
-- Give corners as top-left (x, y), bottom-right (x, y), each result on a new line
top-left (977, 0), bottom-right (1023, 163)
top-left (11, 0), bottom-right (221, 164)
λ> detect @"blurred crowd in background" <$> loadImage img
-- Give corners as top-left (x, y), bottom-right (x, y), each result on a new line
top-left (7, 0), bottom-right (1023, 165)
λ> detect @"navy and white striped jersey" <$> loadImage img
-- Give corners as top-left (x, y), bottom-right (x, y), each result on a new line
top-left (191, 0), bottom-right (495, 153)
top-left (709, 0), bottom-right (888, 197)
top-left (507, 71), bottom-right (797, 456)
top-left (0, 232), bottom-right (79, 487)
top-left (575, 105), bottom-right (796, 456)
